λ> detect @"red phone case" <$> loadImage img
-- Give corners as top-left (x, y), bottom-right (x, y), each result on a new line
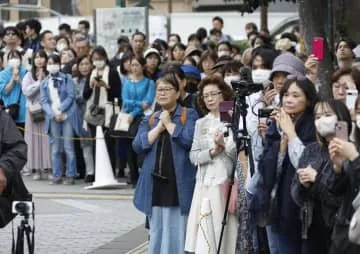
top-left (312, 37), bottom-right (324, 61)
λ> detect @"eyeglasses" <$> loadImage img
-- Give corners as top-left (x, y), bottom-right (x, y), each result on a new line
top-left (156, 87), bottom-right (175, 94)
top-left (202, 91), bottom-right (222, 100)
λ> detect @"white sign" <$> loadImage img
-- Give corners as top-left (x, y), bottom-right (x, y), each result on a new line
top-left (94, 7), bottom-right (148, 58)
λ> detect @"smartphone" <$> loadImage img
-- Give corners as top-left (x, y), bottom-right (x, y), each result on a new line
top-left (219, 101), bottom-right (233, 123)
top-left (346, 89), bottom-right (358, 109)
top-left (312, 37), bottom-right (324, 61)
top-left (335, 121), bottom-right (348, 140)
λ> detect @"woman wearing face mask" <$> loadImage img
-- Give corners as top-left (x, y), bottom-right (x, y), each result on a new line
top-left (83, 46), bottom-right (121, 180)
top-left (222, 60), bottom-right (243, 87)
top-left (327, 96), bottom-right (360, 254)
top-left (199, 50), bottom-right (217, 79)
top-left (251, 77), bottom-right (318, 254)
top-left (217, 41), bottom-right (232, 58)
top-left (40, 54), bottom-right (81, 185)
top-left (73, 55), bottom-right (95, 183)
top-left (185, 75), bottom-right (242, 254)
top-left (0, 50), bottom-right (27, 130)
top-left (291, 100), bottom-right (352, 254)
top-left (22, 50), bottom-right (51, 181)
top-left (56, 36), bottom-right (70, 53)
top-left (122, 55), bottom-right (155, 186)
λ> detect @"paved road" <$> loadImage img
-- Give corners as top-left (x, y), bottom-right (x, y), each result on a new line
top-left (0, 176), bottom-right (148, 254)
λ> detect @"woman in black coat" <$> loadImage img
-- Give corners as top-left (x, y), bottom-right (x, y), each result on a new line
top-left (291, 100), bottom-right (352, 254)
top-left (327, 96), bottom-right (360, 254)
top-left (83, 46), bottom-right (121, 181)
top-left (252, 77), bottom-right (318, 254)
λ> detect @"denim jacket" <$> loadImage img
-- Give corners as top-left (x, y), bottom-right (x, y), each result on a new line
top-left (132, 104), bottom-right (198, 216)
top-left (40, 72), bottom-right (81, 136)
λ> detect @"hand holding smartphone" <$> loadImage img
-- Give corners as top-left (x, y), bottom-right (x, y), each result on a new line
top-left (312, 37), bottom-right (324, 61)
top-left (335, 121), bottom-right (348, 140)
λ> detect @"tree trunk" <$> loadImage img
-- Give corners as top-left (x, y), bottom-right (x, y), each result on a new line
top-left (344, 0), bottom-right (360, 42)
top-left (298, 0), bottom-right (334, 99)
top-left (260, 3), bottom-right (268, 31)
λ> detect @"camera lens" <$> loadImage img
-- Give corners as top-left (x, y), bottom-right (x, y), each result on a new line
top-left (15, 202), bottom-right (29, 214)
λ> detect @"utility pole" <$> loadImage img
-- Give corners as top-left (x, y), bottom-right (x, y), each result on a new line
top-left (167, 0), bottom-right (172, 38)
top-left (260, 0), bottom-right (268, 31)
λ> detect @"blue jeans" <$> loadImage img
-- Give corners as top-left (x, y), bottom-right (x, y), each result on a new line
top-left (149, 206), bottom-right (187, 254)
top-left (50, 119), bottom-right (76, 178)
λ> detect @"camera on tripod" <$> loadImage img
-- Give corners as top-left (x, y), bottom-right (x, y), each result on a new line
top-left (230, 80), bottom-right (264, 96)
top-left (12, 201), bottom-right (34, 215)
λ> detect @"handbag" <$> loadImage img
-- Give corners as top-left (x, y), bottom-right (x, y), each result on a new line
top-left (28, 100), bottom-right (44, 122)
top-left (84, 86), bottom-right (105, 126)
top-left (221, 179), bottom-right (239, 215)
top-left (0, 171), bottom-right (32, 228)
top-left (349, 190), bottom-right (360, 244)
top-left (5, 90), bottom-right (22, 120)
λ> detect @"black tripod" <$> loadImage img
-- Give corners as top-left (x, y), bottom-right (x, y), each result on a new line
top-left (13, 213), bottom-right (35, 254)
top-left (217, 83), bottom-right (269, 254)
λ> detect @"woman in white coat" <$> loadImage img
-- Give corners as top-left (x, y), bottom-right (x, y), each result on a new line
top-left (185, 75), bottom-right (237, 254)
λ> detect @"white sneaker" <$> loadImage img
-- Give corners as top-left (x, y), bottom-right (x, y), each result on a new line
top-left (21, 168), bottom-right (32, 176)
top-left (32, 172), bottom-right (41, 180)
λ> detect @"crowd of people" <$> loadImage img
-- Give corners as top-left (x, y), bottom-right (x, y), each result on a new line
top-left (0, 14), bottom-right (360, 254)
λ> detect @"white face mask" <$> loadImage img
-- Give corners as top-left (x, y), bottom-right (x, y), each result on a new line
top-left (93, 60), bottom-right (106, 69)
top-left (192, 55), bottom-right (200, 65)
top-left (224, 75), bottom-right (240, 87)
top-left (252, 69), bottom-right (271, 84)
top-left (8, 58), bottom-right (20, 69)
top-left (356, 114), bottom-right (360, 129)
top-left (314, 115), bottom-right (337, 137)
top-left (218, 51), bottom-right (230, 58)
top-left (168, 41), bottom-right (176, 48)
top-left (47, 64), bottom-right (60, 74)
top-left (56, 43), bottom-right (67, 52)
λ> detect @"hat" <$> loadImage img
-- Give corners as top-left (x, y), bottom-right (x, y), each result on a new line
top-left (211, 55), bottom-right (232, 70)
top-left (184, 46), bottom-right (202, 57)
top-left (269, 52), bottom-right (305, 81)
top-left (181, 65), bottom-right (201, 80)
top-left (144, 48), bottom-right (160, 59)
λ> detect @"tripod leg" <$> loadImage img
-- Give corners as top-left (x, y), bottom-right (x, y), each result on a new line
top-left (25, 225), bottom-right (33, 254)
top-left (16, 225), bottom-right (24, 254)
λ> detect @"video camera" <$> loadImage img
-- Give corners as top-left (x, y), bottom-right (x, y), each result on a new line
top-left (12, 201), bottom-right (34, 216)
top-left (230, 80), bottom-right (264, 96)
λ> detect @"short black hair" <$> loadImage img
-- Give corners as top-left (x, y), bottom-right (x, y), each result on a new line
top-left (196, 28), bottom-right (207, 41)
top-left (4, 26), bottom-right (20, 38)
top-left (247, 30), bottom-right (259, 40)
top-left (48, 54), bottom-right (61, 64)
top-left (117, 35), bottom-right (129, 44)
top-left (217, 41), bottom-right (232, 52)
top-left (56, 36), bottom-right (70, 46)
top-left (78, 20), bottom-right (90, 30)
top-left (187, 33), bottom-right (200, 43)
top-left (131, 31), bottom-right (146, 41)
top-left (209, 28), bottom-right (221, 36)
top-left (335, 37), bottom-right (357, 51)
top-left (162, 62), bottom-right (185, 80)
top-left (212, 16), bottom-right (224, 25)
top-left (58, 23), bottom-right (71, 33)
top-left (39, 30), bottom-right (52, 42)
top-left (26, 19), bottom-right (42, 34)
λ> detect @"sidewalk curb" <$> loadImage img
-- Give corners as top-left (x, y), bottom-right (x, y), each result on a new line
top-left (33, 193), bottom-right (134, 200)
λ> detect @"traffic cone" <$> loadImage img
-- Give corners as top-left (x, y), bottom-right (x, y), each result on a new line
top-left (85, 126), bottom-right (126, 189)
top-left (195, 198), bottom-right (217, 254)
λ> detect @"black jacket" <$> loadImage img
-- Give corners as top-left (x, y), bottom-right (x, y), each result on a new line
top-left (254, 111), bottom-right (316, 241)
top-left (329, 156), bottom-right (360, 254)
top-left (0, 111), bottom-right (27, 188)
top-left (291, 142), bottom-right (341, 253)
top-left (83, 67), bottom-right (122, 106)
